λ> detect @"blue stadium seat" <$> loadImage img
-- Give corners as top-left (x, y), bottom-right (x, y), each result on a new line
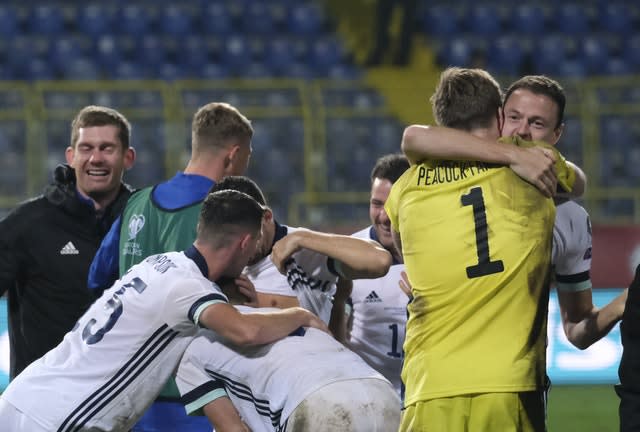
top-left (554, 4), bottom-right (590, 34)
top-left (49, 37), bottom-right (85, 75)
top-left (326, 64), bottom-right (362, 80)
top-left (25, 58), bottom-right (55, 81)
top-left (288, 3), bottom-right (323, 35)
top-left (598, 3), bottom-right (633, 35)
top-left (28, 5), bottom-right (64, 35)
top-left (556, 58), bottom-right (588, 78)
top-left (532, 34), bottom-right (570, 75)
top-left (438, 37), bottom-right (474, 68)
top-left (7, 37), bottom-right (35, 77)
top-left (60, 58), bottom-right (100, 81)
top-left (159, 5), bottom-right (193, 36)
top-left (136, 35), bottom-right (168, 69)
top-left (95, 35), bottom-right (122, 71)
top-left (580, 35), bottom-right (610, 74)
top-left (0, 5), bottom-right (18, 37)
top-left (77, 4), bottom-right (114, 38)
top-left (201, 3), bottom-right (234, 35)
top-left (197, 62), bottom-right (231, 79)
top-left (219, 35), bottom-right (252, 73)
top-left (264, 38), bottom-right (297, 76)
top-left (174, 35), bottom-right (211, 70)
top-left (309, 37), bottom-right (345, 75)
top-left (118, 4), bottom-right (153, 37)
top-left (487, 35), bottom-right (525, 76)
top-left (623, 34), bottom-right (640, 72)
top-left (242, 62), bottom-right (273, 78)
top-left (464, 4), bottom-right (502, 36)
top-left (421, 5), bottom-right (459, 37)
top-left (603, 57), bottom-right (632, 76)
top-left (509, 4), bottom-right (546, 35)
top-left (111, 61), bottom-right (150, 80)
top-left (241, 2), bottom-right (276, 35)
top-left (287, 62), bottom-right (314, 80)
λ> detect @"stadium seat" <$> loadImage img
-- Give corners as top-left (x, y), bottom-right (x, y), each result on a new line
top-left (421, 5), bottom-right (459, 37)
top-left (136, 35), bottom-right (168, 69)
top-left (603, 57), bottom-right (632, 76)
top-left (309, 37), bottom-right (345, 75)
top-left (509, 4), bottom-right (546, 35)
top-left (264, 38), bottom-right (297, 76)
top-left (554, 4), bottom-right (590, 34)
top-left (0, 5), bottom-right (18, 37)
top-left (25, 58), bottom-right (55, 81)
top-left (288, 3), bottom-right (323, 35)
top-left (118, 4), bottom-right (153, 37)
top-left (201, 3), bottom-right (234, 35)
top-left (437, 37), bottom-right (475, 68)
top-left (28, 5), bottom-right (64, 35)
top-left (220, 35), bottom-right (253, 73)
top-left (241, 2), bottom-right (276, 35)
top-left (464, 4), bottom-right (502, 36)
top-left (486, 35), bottom-right (525, 76)
top-left (111, 61), bottom-right (150, 80)
top-left (532, 34), bottom-right (570, 75)
top-left (623, 34), bottom-right (640, 72)
top-left (159, 5), bottom-right (193, 36)
top-left (174, 35), bottom-right (211, 70)
top-left (60, 57), bottom-right (100, 81)
top-left (580, 35), bottom-right (610, 74)
top-left (95, 35), bottom-right (123, 71)
top-left (598, 3), bottom-right (633, 35)
top-left (326, 64), bottom-right (362, 80)
top-left (197, 62), bottom-right (231, 79)
top-left (556, 58), bottom-right (588, 78)
top-left (49, 37), bottom-right (85, 75)
top-left (77, 4), bottom-right (114, 38)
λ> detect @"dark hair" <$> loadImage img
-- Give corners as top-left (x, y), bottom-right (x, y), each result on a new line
top-left (503, 75), bottom-right (566, 129)
top-left (371, 153), bottom-right (410, 184)
top-left (209, 176), bottom-right (267, 206)
top-left (70, 105), bottom-right (131, 149)
top-left (197, 190), bottom-right (264, 246)
top-left (430, 67), bottom-right (502, 131)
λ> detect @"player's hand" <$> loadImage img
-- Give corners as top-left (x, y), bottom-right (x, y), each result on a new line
top-left (234, 274), bottom-right (259, 308)
top-left (509, 146), bottom-right (557, 198)
top-left (297, 307), bottom-right (330, 334)
top-left (399, 270), bottom-right (413, 299)
top-left (271, 233), bottom-right (303, 274)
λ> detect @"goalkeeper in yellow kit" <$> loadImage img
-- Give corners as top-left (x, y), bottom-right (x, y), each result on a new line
top-left (385, 68), bottom-right (577, 432)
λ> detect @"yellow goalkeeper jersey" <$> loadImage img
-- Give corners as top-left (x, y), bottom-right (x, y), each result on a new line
top-left (386, 146), bottom-right (573, 406)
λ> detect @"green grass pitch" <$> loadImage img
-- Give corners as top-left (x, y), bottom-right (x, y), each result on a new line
top-left (548, 385), bottom-right (619, 432)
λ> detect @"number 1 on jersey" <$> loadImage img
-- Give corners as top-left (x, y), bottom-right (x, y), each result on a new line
top-left (461, 187), bottom-right (504, 279)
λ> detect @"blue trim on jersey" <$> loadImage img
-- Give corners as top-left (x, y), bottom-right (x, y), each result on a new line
top-left (87, 173), bottom-right (215, 295)
top-left (206, 368), bottom-right (284, 429)
top-left (184, 246), bottom-right (208, 279)
top-left (58, 324), bottom-right (179, 432)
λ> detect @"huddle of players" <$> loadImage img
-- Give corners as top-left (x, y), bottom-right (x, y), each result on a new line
top-left (0, 67), bottom-right (628, 432)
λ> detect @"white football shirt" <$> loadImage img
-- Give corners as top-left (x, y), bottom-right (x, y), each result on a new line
top-left (347, 226), bottom-right (407, 396)
top-left (244, 224), bottom-right (338, 323)
top-left (552, 200), bottom-right (592, 292)
top-left (3, 249), bottom-right (227, 432)
top-left (176, 306), bottom-right (389, 432)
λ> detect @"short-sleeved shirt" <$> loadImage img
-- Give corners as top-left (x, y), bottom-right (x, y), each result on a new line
top-left (244, 225), bottom-right (339, 324)
top-left (3, 248), bottom-right (227, 432)
top-left (347, 226), bottom-right (407, 396)
top-left (385, 151), bottom-right (572, 405)
top-left (177, 307), bottom-right (388, 432)
top-left (552, 200), bottom-right (592, 292)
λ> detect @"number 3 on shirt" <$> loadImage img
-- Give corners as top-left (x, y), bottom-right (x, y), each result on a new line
top-left (461, 187), bottom-right (504, 279)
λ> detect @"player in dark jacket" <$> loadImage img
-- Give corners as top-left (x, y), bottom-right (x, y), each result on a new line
top-left (0, 105), bottom-right (135, 379)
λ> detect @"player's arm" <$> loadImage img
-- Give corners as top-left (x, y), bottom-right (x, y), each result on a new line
top-left (329, 277), bottom-right (353, 343)
top-left (401, 125), bottom-right (558, 197)
top-left (202, 397), bottom-right (250, 432)
top-left (0, 215), bottom-right (19, 298)
top-left (271, 230), bottom-right (392, 280)
top-left (558, 288), bottom-right (627, 350)
top-left (198, 303), bottom-right (328, 346)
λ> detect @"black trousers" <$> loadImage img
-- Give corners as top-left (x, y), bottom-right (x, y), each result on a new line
top-left (618, 264), bottom-right (640, 431)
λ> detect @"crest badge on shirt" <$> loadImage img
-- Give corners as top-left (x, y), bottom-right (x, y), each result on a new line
top-left (123, 214), bottom-right (145, 257)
